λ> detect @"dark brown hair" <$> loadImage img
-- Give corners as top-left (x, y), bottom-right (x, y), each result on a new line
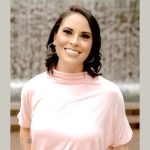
top-left (45, 5), bottom-right (102, 78)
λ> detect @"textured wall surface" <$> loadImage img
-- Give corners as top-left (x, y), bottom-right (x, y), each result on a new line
top-left (11, 0), bottom-right (139, 82)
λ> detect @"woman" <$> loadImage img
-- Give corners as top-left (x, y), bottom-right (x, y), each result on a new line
top-left (18, 5), bottom-right (133, 150)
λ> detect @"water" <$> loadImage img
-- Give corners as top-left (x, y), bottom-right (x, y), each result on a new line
top-left (10, 0), bottom-right (139, 102)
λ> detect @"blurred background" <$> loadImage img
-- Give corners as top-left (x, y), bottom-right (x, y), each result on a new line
top-left (10, 0), bottom-right (139, 149)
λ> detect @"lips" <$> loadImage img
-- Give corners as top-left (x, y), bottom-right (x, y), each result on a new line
top-left (65, 48), bottom-right (81, 56)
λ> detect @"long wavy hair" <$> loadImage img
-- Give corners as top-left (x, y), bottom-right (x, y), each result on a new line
top-left (45, 5), bottom-right (102, 78)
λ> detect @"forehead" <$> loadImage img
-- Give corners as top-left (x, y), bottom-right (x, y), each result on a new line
top-left (60, 13), bottom-right (91, 32)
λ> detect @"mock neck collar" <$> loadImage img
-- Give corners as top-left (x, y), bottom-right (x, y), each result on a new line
top-left (47, 69), bottom-right (94, 83)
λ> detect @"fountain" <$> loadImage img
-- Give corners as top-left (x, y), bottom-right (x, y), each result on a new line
top-left (11, 0), bottom-right (139, 102)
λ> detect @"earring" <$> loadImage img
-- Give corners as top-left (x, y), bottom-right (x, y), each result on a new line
top-left (48, 43), bottom-right (56, 55)
top-left (88, 57), bottom-right (94, 63)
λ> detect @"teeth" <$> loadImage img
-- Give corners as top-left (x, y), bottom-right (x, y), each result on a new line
top-left (66, 49), bottom-right (80, 53)
top-left (65, 48), bottom-right (80, 56)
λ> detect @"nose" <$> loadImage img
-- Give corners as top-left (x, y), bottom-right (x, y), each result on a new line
top-left (70, 35), bottom-right (79, 46)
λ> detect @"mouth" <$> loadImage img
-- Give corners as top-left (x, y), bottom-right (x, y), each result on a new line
top-left (64, 48), bottom-right (81, 56)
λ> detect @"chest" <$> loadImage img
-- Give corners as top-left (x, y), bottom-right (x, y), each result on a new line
top-left (31, 86), bottom-right (112, 135)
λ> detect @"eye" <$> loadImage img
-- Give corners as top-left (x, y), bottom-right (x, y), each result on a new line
top-left (81, 34), bottom-right (90, 39)
top-left (63, 30), bottom-right (72, 35)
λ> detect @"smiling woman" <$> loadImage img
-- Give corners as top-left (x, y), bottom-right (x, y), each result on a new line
top-left (54, 13), bottom-right (93, 73)
top-left (46, 5), bottom-right (102, 78)
top-left (17, 5), bottom-right (133, 150)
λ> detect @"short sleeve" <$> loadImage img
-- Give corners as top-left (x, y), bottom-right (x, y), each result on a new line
top-left (17, 83), bottom-right (32, 128)
top-left (111, 88), bottom-right (133, 147)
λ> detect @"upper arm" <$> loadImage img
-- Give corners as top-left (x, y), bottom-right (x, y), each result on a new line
top-left (20, 127), bottom-right (31, 138)
top-left (18, 84), bottom-right (32, 128)
top-left (110, 88), bottom-right (133, 146)
top-left (113, 143), bottom-right (128, 150)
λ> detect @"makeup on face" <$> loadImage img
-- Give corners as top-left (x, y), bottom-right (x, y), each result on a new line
top-left (62, 27), bottom-right (92, 40)
top-left (54, 13), bottom-right (93, 72)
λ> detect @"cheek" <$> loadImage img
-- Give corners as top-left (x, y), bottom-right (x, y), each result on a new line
top-left (82, 41), bottom-right (92, 54)
top-left (55, 35), bottom-right (66, 48)
top-left (54, 36), bottom-right (66, 56)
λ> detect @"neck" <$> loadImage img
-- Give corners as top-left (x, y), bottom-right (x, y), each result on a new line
top-left (56, 62), bottom-right (83, 73)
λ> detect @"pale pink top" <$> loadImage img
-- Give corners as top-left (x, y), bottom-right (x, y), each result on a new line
top-left (18, 69), bottom-right (132, 150)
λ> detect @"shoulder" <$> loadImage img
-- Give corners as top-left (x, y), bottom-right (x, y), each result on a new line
top-left (96, 76), bottom-right (121, 93)
top-left (104, 78), bottom-right (121, 93)
top-left (97, 76), bottom-right (124, 103)
top-left (22, 71), bottom-right (48, 92)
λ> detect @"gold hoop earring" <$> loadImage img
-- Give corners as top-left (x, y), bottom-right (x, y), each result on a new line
top-left (48, 43), bottom-right (56, 55)
top-left (88, 57), bottom-right (94, 63)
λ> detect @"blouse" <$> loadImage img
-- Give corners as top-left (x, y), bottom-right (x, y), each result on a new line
top-left (18, 69), bottom-right (132, 150)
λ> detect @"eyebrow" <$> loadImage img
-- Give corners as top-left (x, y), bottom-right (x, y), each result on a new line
top-left (63, 27), bottom-right (92, 35)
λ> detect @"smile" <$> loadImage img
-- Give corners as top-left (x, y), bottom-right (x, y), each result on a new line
top-left (64, 48), bottom-right (81, 56)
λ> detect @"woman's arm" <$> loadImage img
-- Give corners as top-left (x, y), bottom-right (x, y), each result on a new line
top-left (19, 127), bottom-right (31, 150)
top-left (113, 144), bottom-right (128, 150)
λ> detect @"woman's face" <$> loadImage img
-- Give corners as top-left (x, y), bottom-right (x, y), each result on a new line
top-left (54, 13), bottom-right (93, 73)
